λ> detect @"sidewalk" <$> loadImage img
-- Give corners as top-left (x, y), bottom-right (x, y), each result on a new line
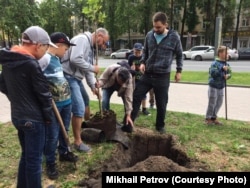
top-left (0, 82), bottom-right (249, 123)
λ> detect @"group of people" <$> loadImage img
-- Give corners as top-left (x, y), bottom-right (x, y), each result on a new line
top-left (0, 11), bottom-right (231, 187)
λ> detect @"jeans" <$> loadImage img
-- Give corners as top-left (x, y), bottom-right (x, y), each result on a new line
top-left (64, 74), bottom-right (86, 117)
top-left (44, 103), bottom-right (72, 165)
top-left (12, 118), bottom-right (46, 188)
top-left (102, 86), bottom-right (125, 110)
top-left (205, 86), bottom-right (224, 119)
top-left (102, 86), bottom-right (126, 123)
top-left (131, 73), bottom-right (170, 129)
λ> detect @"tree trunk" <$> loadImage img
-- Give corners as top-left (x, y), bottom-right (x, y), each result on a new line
top-left (181, 0), bottom-right (187, 43)
top-left (233, 0), bottom-right (242, 49)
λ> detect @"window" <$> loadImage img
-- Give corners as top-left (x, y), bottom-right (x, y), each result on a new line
top-left (239, 40), bottom-right (248, 48)
top-left (173, 21), bottom-right (179, 30)
top-left (242, 18), bottom-right (249, 27)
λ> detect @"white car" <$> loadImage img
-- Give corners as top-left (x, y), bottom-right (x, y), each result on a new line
top-left (110, 49), bottom-right (131, 59)
top-left (191, 47), bottom-right (215, 61)
top-left (228, 48), bottom-right (239, 60)
top-left (191, 47), bottom-right (239, 61)
top-left (183, 45), bottom-right (213, 60)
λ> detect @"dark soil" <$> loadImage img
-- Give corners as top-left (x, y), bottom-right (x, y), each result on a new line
top-left (78, 126), bottom-right (209, 188)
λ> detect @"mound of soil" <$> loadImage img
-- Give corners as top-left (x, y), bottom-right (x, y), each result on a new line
top-left (78, 126), bottom-right (208, 188)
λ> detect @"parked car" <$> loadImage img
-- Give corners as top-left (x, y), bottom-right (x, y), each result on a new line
top-left (191, 47), bottom-right (239, 61)
top-left (183, 45), bottom-right (213, 60)
top-left (191, 47), bottom-right (215, 61)
top-left (104, 48), bottom-right (112, 56)
top-left (228, 48), bottom-right (239, 60)
top-left (125, 50), bottom-right (133, 59)
top-left (238, 48), bottom-right (250, 60)
top-left (110, 49), bottom-right (131, 59)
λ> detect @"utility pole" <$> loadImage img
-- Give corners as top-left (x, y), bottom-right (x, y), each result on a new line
top-left (214, 17), bottom-right (222, 56)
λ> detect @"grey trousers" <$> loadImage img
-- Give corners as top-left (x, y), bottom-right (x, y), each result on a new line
top-left (205, 86), bottom-right (224, 119)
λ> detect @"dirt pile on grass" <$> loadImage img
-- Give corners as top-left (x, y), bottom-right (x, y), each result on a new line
top-left (78, 126), bottom-right (208, 187)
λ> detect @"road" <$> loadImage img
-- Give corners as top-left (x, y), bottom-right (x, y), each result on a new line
top-left (98, 57), bottom-right (250, 72)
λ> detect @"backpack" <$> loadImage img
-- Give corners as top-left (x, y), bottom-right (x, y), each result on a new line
top-left (113, 60), bottom-right (136, 77)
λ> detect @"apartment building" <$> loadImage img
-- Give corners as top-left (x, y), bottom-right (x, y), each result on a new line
top-left (116, 1), bottom-right (250, 50)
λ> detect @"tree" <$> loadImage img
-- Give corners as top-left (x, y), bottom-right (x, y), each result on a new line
top-left (0, 0), bottom-right (41, 47)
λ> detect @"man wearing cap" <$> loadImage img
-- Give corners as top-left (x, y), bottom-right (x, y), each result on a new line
top-left (128, 43), bottom-right (151, 117)
top-left (0, 26), bottom-right (56, 188)
top-left (39, 32), bottom-right (78, 180)
top-left (61, 28), bottom-right (109, 152)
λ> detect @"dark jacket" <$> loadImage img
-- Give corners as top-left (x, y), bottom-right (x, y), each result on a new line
top-left (141, 29), bottom-right (183, 74)
top-left (208, 58), bottom-right (232, 89)
top-left (0, 48), bottom-right (53, 122)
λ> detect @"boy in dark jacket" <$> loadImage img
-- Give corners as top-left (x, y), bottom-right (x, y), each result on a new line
top-left (0, 26), bottom-right (56, 188)
top-left (205, 46), bottom-right (232, 125)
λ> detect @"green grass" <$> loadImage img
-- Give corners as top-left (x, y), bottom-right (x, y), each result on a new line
top-left (1, 65), bottom-right (249, 86)
top-left (0, 101), bottom-right (250, 187)
top-left (100, 68), bottom-right (250, 87)
top-left (172, 71), bottom-right (250, 86)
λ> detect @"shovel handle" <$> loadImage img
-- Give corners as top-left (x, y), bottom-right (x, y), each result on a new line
top-left (51, 99), bottom-right (71, 148)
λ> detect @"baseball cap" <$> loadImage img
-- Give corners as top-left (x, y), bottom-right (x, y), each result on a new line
top-left (133, 43), bottom-right (143, 50)
top-left (22, 26), bottom-right (58, 48)
top-left (50, 32), bottom-right (76, 46)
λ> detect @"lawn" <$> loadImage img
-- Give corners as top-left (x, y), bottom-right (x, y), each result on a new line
top-left (0, 101), bottom-right (250, 187)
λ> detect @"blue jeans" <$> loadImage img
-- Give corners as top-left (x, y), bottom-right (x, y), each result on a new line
top-left (12, 118), bottom-right (46, 188)
top-left (102, 86), bottom-right (125, 111)
top-left (131, 73), bottom-right (170, 129)
top-left (44, 103), bottom-right (72, 165)
top-left (102, 86), bottom-right (127, 123)
top-left (64, 74), bottom-right (88, 117)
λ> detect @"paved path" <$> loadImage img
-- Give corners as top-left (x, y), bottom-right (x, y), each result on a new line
top-left (85, 82), bottom-right (250, 122)
top-left (1, 82), bottom-right (249, 123)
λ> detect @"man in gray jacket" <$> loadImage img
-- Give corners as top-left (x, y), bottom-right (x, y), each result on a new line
top-left (61, 28), bottom-right (109, 152)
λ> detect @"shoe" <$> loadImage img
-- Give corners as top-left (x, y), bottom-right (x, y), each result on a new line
top-left (150, 104), bottom-right (154, 109)
top-left (205, 118), bottom-right (214, 125)
top-left (156, 127), bottom-right (166, 134)
top-left (142, 109), bottom-right (151, 116)
top-left (213, 119), bottom-right (223, 125)
top-left (59, 151), bottom-right (79, 162)
top-left (74, 143), bottom-right (91, 152)
top-left (121, 124), bottom-right (133, 133)
top-left (46, 163), bottom-right (59, 180)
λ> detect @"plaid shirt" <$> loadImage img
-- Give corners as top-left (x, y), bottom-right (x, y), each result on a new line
top-left (141, 29), bottom-right (183, 74)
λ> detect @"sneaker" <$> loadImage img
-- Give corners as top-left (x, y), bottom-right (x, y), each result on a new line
top-left (150, 104), bottom-right (154, 109)
top-left (59, 151), bottom-right (79, 162)
top-left (213, 119), bottom-right (223, 125)
top-left (205, 119), bottom-right (214, 125)
top-left (46, 163), bottom-right (59, 180)
top-left (121, 124), bottom-right (133, 133)
top-left (142, 109), bottom-right (151, 116)
top-left (156, 127), bottom-right (166, 134)
top-left (74, 143), bottom-right (91, 152)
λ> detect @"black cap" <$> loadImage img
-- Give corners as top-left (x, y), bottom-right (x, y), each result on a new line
top-left (50, 32), bottom-right (76, 46)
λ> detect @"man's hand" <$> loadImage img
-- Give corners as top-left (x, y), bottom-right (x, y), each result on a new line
top-left (140, 64), bottom-right (145, 73)
top-left (175, 72), bottom-right (181, 82)
top-left (92, 88), bottom-right (100, 98)
top-left (125, 114), bottom-right (134, 127)
top-left (93, 65), bottom-right (100, 74)
top-left (95, 80), bottom-right (101, 88)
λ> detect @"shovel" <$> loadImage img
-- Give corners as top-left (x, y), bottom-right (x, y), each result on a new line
top-left (51, 99), bottom-right (77, 169)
